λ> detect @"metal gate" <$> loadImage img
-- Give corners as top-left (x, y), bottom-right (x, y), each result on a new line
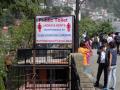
top-left (6, 48), bottom-right (72, 90)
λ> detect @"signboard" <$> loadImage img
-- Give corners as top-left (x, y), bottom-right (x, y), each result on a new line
top-left (35, 16), bottom-right (73, 44)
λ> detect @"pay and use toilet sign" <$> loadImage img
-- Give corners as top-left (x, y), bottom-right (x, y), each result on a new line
top-left (35, 16), bottom-right (73, 44)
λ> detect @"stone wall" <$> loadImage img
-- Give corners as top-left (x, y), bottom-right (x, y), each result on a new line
top-left (70, 53), bottom-right (95, 90)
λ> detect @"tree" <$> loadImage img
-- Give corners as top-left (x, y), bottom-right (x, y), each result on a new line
top-left (10, 19), bottom-right (34, 49)
top-left (0, 0), bottom-right (44, 20)
top-left (97, 21), bottom-right (114, 34)
top-left (62, 6), bottom-right (73, 15)
top-left (9, 0), bottom-right (43, 19)
top-left (52, 6), bottom-right (61, 15)
top-left (79, 17), bottom-right (114, 38)
top-left (79, 17), bottom-right (97, 37)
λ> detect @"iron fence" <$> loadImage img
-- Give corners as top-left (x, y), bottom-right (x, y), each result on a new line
top-left (6, 48), bottom-right (72, 90)
top-left (17, 48), bottom-right (72, 65)
top-left (71, 56), bottom-right (81, 90)
top-left (6, 64), bottom-right (70, 90)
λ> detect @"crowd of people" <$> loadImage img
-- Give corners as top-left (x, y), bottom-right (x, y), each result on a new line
top-left (90, 32), bottom-right (120, 54)
top-left (78, 31), bottom-right (120, 90)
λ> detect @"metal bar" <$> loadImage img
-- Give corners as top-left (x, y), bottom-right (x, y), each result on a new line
top-left (7, 66), bottom-right (70, 89)
top-left (69, 55), bottom-right (71, 90)
top-left (50, 69), bottom-right (52, 90)
top-left (74, 0), bottom-right (80, 52)
top-left (12, 64), bottom-right (69, 68)
top-left (25, 65), bottom-right (27, 89)
top-left (32, 48), bottom-right (72, 50)
top-left (17, 67), bottom-right (19, 90)
top-left (32, 50), bottom-right (36, 90)
top-left (7, 48), bottom-right (72, 90)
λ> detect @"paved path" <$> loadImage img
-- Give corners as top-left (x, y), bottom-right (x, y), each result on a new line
top-left (90, 49), bottom-right (120, 90)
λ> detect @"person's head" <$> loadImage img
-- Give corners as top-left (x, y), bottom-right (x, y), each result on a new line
top-left (85, 36), bottom-right (89, 42)
top-left (99, 45), bottom-right (106, 51)
top-left (80, 41), bottom-right (86, 47)
top-left (109, 41), bottom-right (116, 48)
top-left (115, 32), bottom-right (119, 35)
top-left (108, 33), bottom-right (112, 36)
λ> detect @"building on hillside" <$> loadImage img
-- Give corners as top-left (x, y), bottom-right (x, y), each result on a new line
top-left (88, 8), bottom-right (118, 22)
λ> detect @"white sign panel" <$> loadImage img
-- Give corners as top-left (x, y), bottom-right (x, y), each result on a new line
top-left (36, 16), bottom-right (73, 43)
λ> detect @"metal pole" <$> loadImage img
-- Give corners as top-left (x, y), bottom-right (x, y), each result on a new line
top-left (74, 0), bottom-right (80, 52)
top-left (74, 0), bottom-right (86, 52)
top-left (33, 9), bottom-right (36, 90)
top-left (33, 50), bottom-right (36, 90)
top-left (69, 55), bottom-right (71, 90)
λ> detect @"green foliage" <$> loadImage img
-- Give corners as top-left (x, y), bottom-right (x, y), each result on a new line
top-left (42, 7), bottom-right (52, 15)
top-left (42, 6), bottom-right (73, 15)
top-left (97, 21), bottom-right (114, 34)
top-left (0, 0), bottom-right (43, 20)
top-left (0, 76), bottom-right (5, 90)
top-left (62, 6), bottom-right (73, 15)
top-left (11, 19), bottom-right (34, 49)
top-left (10, 0), bottom-right (42, 19)
top-left (79, 17), bottom-right (114, 37)
top-left (79, 18), bottom-right (97, 37)
top-left (0, 53), bottom-right (6, 90)
top-left (0, 9), bottom-right (14, 26)
top-left (0, 20), bottom-right (34, 87)
top-left (0, 0), bottom-right (41, 88)
top-left (0, 0), bottom-right (73, 27)
top-left (52, 6), bottom-right (61, 15)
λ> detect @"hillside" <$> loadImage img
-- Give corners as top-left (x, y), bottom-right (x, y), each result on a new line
top-left (87, 0), bottom-right (120, 18)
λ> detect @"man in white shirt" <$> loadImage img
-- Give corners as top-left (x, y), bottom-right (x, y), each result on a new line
top-left (101, 51), bottom-right (106, 63)
top-left (94, 45), bottom-right (108, 89)
top-left (107, 33), bottom-right (113, 44)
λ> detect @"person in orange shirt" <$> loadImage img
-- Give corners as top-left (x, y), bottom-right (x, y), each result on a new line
top-left (78, 41), bottom-right (90, 65)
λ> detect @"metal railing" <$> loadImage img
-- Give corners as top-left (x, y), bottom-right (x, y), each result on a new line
top-left (17, 48), bottom-right (72, 65)
top-left (71, 56), bottom-right (81, 90)
top-left (6, 65), bottom-right (70, 90)
top-left (6, 48), bottom-right (72, 90)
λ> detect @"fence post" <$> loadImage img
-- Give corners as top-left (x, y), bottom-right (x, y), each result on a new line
top-left (32, 49), bottom-right (36, 90)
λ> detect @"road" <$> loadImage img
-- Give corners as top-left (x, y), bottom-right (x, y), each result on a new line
top-left (90, 49), bottom-right (120, 90)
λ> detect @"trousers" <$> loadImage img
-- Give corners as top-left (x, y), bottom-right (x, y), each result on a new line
top-left (107, 65), bottom-right (117, 89)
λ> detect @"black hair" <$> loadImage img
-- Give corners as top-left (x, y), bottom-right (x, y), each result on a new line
top-left (99, 45), bottom-right (105, 50)
top-left (109, 41), bottom-right (116, 48)
top-left (115, 32), bottom-right (119, 35)
top-left (108, 33), bottom-right (111, 36)
top-left (85, 36), bottom-right (89, 42)
top-left (80, 41), bottom-right (85, 47)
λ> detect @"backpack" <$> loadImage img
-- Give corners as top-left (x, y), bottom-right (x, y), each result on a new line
top-left (115, 35), bottom-right (120, 43)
